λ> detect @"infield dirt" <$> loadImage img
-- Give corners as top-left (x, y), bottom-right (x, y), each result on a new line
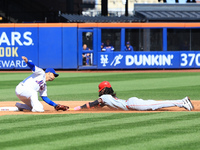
top-left (0, 100), bottom-right (200, 116)
top-left (1, 69), bottom-right (200, 116)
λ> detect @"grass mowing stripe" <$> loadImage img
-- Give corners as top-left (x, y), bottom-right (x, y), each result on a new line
top-left (105, 127), bottom-right (200, 150)
top-left (114, 121), bottom-right (200, 150)
top-left (46, 92), bottom-right (98, 101)
top-left (65, 126), bottom-right (200, 150)
top-left (62, 113), bottom-right (200, 150)
top-left (117, 85), bottom-right (200, 100)
top-left (135, 129), bottom-right (200, 150)
top-left (0, 113), bottom-right (199, 147)
top-left (4, 112), bottom-right (199, 150)
top-left (111, 75), bottom-right (200, 91)
top-left (45, 75), bottom-right (200, 100)
top-left (48, 75), bottom-right (200, 94)
top-left (162, 136), bottom-right (200, 150)
top-left (48, 84), bottom-right (200, 100)
top-left (0, 72), bottom-right (169, 85)
top-left (0, 113), bottom-right (118, 129)
top-left (1, 72), bottom-right (200, 101)
top-left (0, 80), bottom-right (21, 89)
top-left (0, 89), bottom-right (18, 101)
top-left (0, 73), bottom-right (30, 81)
top-left (50, 72), bottom-right (198, 86)
top-left (0, 113), bottom-right (172, 142)
top-left (0, 113), bottom-right (154, 137)
top-left (13, 133), bottom-right (200, 150)
top-left (0, 111), bottom-right (192, 131)
top-left (0, 72), bottom-right (200, 150)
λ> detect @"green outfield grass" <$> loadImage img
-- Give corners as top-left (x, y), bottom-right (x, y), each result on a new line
top-left (0, 71), bottom-right (200, 101)
top-left (1, 112), bottom-right (200, 150)
top-left (0, 71), bottom-right (200, 150)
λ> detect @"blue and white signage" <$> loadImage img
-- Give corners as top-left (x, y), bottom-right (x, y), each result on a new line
top-left (0, 28), bottom-right (38, 69)
top-left (0, 25), bottom-right (78, 69)
top-left (98, 52), bottom-right (200, 69)
top-left (180, 52), bottom-right (200, 68)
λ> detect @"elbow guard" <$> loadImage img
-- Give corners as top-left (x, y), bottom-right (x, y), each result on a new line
top-left (81, 100), bottom-right (99, 109)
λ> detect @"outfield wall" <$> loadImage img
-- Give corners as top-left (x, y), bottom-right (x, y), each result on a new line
top-left (0, 23), bottom-right (78, 69)
top-left (0, 23), bottom-right (200, 70)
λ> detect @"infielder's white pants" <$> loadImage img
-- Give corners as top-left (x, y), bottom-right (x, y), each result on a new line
top-left (15, 83), bottom-right (44, 112)
top-left (127, 97), bottom-right (183, 111)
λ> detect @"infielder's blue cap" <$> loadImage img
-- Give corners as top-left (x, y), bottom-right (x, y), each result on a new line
top-left (126, 41), bottom-right (130, 45)
top-left (45, 68), bottom-right (59, 77)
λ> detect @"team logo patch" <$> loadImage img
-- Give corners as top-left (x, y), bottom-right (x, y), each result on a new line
top-left (111, 54), bottom-right (123, 66)
top-left (36, 80), bottom-right (45, 90)
top-left (100, 54), bottom-right (109, 66)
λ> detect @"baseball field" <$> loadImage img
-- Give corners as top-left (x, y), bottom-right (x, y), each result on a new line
top-left (0, 70), bottom-right (200, 150)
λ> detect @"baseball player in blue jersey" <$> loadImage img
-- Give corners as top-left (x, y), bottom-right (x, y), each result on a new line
top-left (15, 56), bottom-right (69, 112)
top-left (124, 41), bottom-right (134, 51)
top-left (74, 81), bottom-right (194, 111)
top-left (101, 40), bottom-right (115, 52)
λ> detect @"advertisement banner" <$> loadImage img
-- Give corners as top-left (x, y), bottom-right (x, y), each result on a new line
top-left (0, 25), bottom-right (78, 70)
top-left (180, 51), bottom-right (200, 68)
top-left (98, 52), bottom-right (200, 69)
top-left (0, 27), bottom-right (38, 69)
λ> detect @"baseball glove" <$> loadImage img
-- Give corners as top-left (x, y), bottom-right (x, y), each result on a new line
top-left (55, 104), bottom-right (69, 111)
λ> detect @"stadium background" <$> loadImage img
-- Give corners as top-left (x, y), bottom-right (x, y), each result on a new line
top-left (0, 0), bottom-right (200, 70)
top-left (1, 1), bottom-right (200, 150)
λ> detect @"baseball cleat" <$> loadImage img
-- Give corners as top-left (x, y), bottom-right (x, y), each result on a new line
top-left (15, 102), bottom-right (24, 111)
top-left (32, 108), bottom-right (44, 112)
top-left (15, 102), bottom-right (32, 111)
top-left (182, 97), bottom-right (194, 111)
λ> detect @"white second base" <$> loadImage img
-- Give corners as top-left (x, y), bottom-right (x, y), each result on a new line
top-left (0, 107), bottom-right (19, 111)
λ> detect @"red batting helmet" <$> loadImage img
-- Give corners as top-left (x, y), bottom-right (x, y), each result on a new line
top-left (98, 81), bottom-right (112, 92)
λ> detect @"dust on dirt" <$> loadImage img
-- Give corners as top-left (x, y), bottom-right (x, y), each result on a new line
top-left (0, 101), bottom-right (199, 116)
